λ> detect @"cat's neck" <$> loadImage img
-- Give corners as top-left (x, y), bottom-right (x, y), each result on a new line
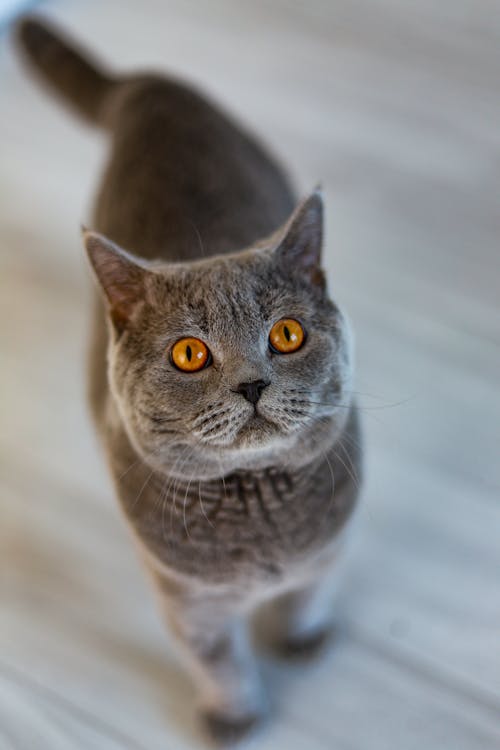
top-left (108, 406), bottom-right (361, 582)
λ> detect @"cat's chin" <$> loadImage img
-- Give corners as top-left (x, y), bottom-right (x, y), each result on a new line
top-left (209, 410), bottom-right (328, 455)
top-left (212, 414), bottom-right (308, 466)
top-left (189, 414), bottom-right (292, 470)
top-left (232, 414), bottom-right (280, 448)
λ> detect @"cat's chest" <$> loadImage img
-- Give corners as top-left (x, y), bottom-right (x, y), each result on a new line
top-left (115, 456), bottom-right (358, 583)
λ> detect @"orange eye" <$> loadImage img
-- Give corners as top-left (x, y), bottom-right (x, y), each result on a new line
top-left (269, 318), bottom-right (305, 354)
top-left (171, 337), bottom-right (211, 372)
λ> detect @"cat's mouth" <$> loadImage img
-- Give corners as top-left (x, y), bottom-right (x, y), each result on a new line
top-left (231, 411), bottom-right (281, 448)
top-left (244, 413), bottom-right (270, 429)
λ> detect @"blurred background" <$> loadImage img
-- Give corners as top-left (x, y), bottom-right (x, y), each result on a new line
top-left (1, 1), bottom-right (499, 748)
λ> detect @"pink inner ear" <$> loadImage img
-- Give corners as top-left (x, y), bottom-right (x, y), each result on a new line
top-left (83, 229), bottom-right (149, 325)
top-left (277, 191), bottom-right (324, 282)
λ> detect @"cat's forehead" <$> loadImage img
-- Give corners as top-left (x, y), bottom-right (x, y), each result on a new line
top-left (153, 250), bottom-right (313, 338)
top-left (181, 250), bottom-right (271, 292)
top-left (165, 253), bottom-right (280, 312)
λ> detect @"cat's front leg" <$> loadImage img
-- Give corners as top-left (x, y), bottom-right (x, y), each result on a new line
top-left (266, 472), bottom-right (360, 658)
top-left (154, 573), bottom-right (265, 743)
top-left (265, 551), bottom-right (347, 658)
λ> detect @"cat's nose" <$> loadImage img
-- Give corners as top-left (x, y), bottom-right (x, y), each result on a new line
top-left (235, 379), bottom-right (270, 405)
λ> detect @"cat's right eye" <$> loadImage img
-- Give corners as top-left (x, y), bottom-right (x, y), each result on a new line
top-left (170, 337), bottom-right (211, 372)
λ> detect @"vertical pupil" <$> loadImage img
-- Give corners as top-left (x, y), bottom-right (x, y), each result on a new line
top-left (284, 325), bottom-right (291, 342)
top-left (186, 344), bottom-right (192, 361)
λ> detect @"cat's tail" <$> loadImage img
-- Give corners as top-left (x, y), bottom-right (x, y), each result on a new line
top-left (16, 17), bottom-right (116, 127)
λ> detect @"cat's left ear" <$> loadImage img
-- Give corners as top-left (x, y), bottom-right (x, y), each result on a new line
top-left (274, 189), bottom-right (325, 287)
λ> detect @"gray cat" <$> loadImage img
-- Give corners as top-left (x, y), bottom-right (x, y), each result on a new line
top-left (17, 17), bottom-right (362, 743)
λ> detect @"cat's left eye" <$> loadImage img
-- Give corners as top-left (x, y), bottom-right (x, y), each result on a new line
top-left (170, 337), bottom-right (211, 372)
top-left (269, 318), bottom-right (305, 354)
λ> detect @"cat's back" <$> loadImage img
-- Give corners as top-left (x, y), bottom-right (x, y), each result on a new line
top-left (94, 75), bottom-right (295, 261)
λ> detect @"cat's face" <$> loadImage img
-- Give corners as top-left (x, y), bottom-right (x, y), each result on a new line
top-left (85, 193), bottom-right (353, 478)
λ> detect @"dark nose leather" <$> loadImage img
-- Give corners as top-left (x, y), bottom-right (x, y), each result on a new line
top-left (236, 380), bottom-right (269, 405)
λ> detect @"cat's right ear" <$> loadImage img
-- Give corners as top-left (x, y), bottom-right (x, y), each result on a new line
top-left (82, 229), bottom-right (151, 333)
top-left (274, 189), bottom-right (325, 288)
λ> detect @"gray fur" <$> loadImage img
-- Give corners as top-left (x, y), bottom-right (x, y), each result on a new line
top-left (17, 17), bottom-right (362, 742)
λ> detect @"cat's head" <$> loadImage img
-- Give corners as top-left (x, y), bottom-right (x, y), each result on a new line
top-left (84, 192), bottom-right (354, 479)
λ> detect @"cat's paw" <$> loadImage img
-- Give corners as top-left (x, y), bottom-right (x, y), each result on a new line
top-left (273, 626), bottom-right (333, 660)
top-left (201, 708), bottom-right (263, 746)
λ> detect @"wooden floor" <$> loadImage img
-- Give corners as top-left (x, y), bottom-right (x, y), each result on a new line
top-left (1, 1), bottom-right (499, 747)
